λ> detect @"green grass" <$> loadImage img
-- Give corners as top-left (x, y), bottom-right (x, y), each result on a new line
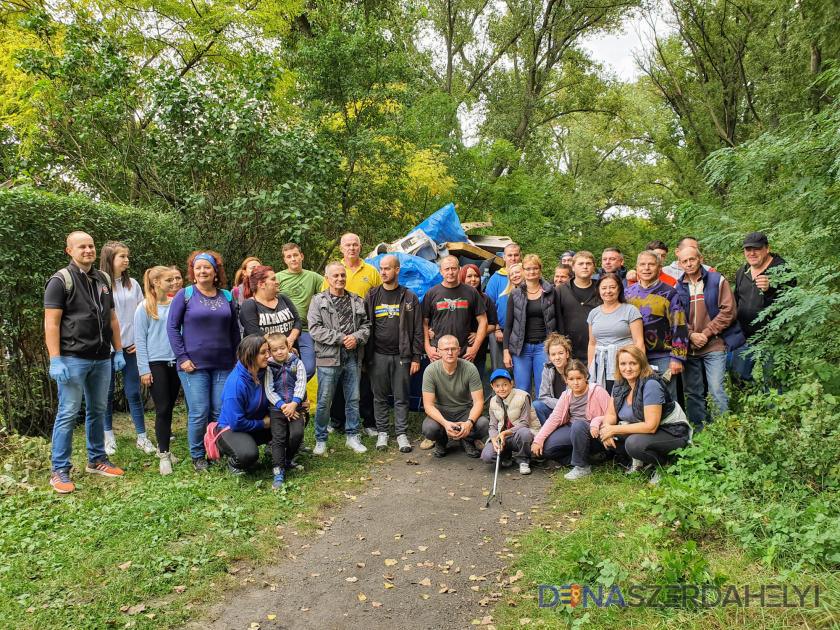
top-left (0, 407), bottom-right (399, 630)
top-left (489, 463), bottom-right (840, 629)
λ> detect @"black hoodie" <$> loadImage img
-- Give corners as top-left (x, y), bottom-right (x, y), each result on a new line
top-left (734, 253), bottom-right (795, 339)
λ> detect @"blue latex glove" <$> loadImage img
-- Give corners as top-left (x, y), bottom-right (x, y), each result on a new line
top-left (113, 350), bottom-right (126, 372)
top-left (49, 357), bottom-right (70, 383)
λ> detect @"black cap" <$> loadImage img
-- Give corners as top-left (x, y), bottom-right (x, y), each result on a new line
top-left (743, 231), bottom-right (768, 248)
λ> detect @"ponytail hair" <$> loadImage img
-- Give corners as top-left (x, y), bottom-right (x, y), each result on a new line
top-left (244, 265), bottom-right (275, 299)
top-left (143, 266), bottom-right (173, 319)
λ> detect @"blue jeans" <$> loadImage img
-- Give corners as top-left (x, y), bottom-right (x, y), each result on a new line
top-left (532, 400), bottom-right (553, 426)
top-left (684, 351), bottom-right (728, 429)
top-left (648, 356), bottom-right (679, 400)
top-left (51, 357), bottom-right (111, 471)
top-left (104, 350), bottom-right (147, 434)
top-left (178, 368), bottom-right (232, 458)
top-left (315, 350), bottom-right (360, 442)
top-left (297, 332), bottom-right (316, 382)
top-left (511, 343), bottom-right (547, 397)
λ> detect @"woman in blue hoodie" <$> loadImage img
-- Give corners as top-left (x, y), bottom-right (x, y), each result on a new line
top-left (214, 335), bottom-right (271, 474)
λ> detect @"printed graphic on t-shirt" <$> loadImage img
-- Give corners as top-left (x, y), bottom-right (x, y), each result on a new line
top-left (375, 303), bottom-right (401, 318)
top-left (259, 308), bottom-right (296, 335)
top-left (434, 298), bottom-right (469, 312)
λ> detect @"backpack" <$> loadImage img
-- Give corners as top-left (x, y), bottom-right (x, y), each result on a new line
top-left (204, 422), bottom-right (230, 461)
top-left (50, 267), bottom-right (113, 294)
top-left (184, 285), bottom-right (232, 305)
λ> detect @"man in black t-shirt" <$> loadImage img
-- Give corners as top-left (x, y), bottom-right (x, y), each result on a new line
top-left (364, 255), bottom-right (424, 452)
top-left (422, 256), bottom-right (487, 363)
top-left (555, 251), bottom-right (602, 361)
top-left (44, 231), bottom-right (126, 493)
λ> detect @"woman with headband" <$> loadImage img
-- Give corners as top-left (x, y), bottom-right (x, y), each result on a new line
top-left (167, 251), bottom-right (241, 472)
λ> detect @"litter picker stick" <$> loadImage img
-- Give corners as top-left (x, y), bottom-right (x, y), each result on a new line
top-left (486, 443), bottom-right (502, 508)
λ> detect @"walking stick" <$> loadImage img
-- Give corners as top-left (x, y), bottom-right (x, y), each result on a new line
top-left (485, 446), bottom-right (502, 508)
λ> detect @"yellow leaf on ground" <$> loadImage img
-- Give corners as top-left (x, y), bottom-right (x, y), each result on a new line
top-left (419, 578), bottom-right (432, 586)
top-left (421, 594), bottom-right (430, 599)
top-left (267, 615), bottom-right (276, 620)
top-left (358, 592), bottom-right (367, 602)
top-left (385, 583), bottom-right (395, 589)
top-left (385, 559), bottom-right (398, 566)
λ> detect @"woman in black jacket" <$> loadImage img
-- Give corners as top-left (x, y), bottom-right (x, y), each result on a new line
top-left (503, 254), bottom-right (557, 396)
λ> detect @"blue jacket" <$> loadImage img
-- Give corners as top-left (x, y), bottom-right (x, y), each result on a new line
top-left (485, 270), bottom-right (510, 330)
top-left (217, 362), bottom-right (269, 434)
top-left (676, 267), bottom-right (745, 352)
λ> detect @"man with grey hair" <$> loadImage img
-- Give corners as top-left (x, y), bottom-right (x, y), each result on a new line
top-left (309, 261), bottom-right (371, 454)
top-left (324, 232), bottom-right (382, 437)
top-left (363, 255), bottom-right (423, 452)
top-left (675, 246), bottom-right (744, 429)
top-left (624, 250), bottom-right (688, 398)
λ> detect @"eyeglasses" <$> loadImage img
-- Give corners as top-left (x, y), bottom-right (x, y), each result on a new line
top-left (440, 347), bottom-right (459, 353)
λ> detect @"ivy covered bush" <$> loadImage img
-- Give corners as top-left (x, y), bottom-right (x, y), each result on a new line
top-left (0, 187), bottom-right (198, 435)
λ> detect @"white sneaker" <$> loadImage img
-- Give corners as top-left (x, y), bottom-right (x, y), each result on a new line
top-left (650, 470), bottom-right (662, 485)
top-left (313, 441), bottom-right (327, 456)
top-left (346, 435), bottom-right (368, 453)
top-left (362, 426), bottom-right (378, 438)
top-left (137, 436), bottom-right (157, 454)
top-left (104, 437), bottom-right (117, 456)
top-left (157, 452), bottom-right (173, 476)
top-left (376, 432), bottom-right (389, 450)
top-left (397, 434), bottom-right (412, 453)
top-left (564, 465), bottom-right (591, 480)
top-left (625, 458), bottom-right (644, 474)
top-left (519, 462), bottom-right (532, 475)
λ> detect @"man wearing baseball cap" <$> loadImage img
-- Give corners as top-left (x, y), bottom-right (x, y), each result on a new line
top-left (733, 231), bottom-right (795, 382)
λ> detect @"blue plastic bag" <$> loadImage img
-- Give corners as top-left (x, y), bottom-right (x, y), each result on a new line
top-left (408, 203), bottom-right (467, 245)
top-left (365, 253), bottom-right (442, 302)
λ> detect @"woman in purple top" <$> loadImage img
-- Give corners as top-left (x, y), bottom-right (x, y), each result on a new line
top-left (167, 250), bottom-right (241, 472)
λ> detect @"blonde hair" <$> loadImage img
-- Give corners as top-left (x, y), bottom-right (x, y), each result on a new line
top-left (614, 345), bottom-right (654, 383)
top-left (143, 266), bottom-right (173, 320)
top-left (572, 251), bottom-right (596, 266)
top-left (501, 263), bottom-right (523, 296)
top-left (522, 253), bottom-right (543, 270)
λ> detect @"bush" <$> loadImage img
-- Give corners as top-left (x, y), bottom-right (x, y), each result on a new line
top-left (0, 186), bottom-right (197, 435)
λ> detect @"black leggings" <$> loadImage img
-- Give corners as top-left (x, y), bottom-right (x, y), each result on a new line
top-left (613, 430), bottom-right (688, 466)
top-left (269, 408), bottom-right (305, 469)
top-left (149, 361), bottom-right (181, 453)
top-left (217, 426), bottom-right (272, 469)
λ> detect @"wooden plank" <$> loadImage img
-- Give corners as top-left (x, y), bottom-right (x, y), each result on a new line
top-left (444, 242), bottom-right (505, 270)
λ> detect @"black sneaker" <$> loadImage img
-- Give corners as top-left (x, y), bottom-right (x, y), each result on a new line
top-left (227, 459), bottom-right (245, 476)
top-left (433, 441), bottom-right (447, 458)
top-left (462, 440), bottom-right (480, 458)
top-left (193, 457), bottom-right (209, 473)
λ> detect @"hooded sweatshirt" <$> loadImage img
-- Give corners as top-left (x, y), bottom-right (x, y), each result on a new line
top-left (217, 362), bottom-right (269, 434)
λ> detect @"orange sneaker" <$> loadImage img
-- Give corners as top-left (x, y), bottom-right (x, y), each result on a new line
top-left (85, 459), bottom-right (124, 477)
top-left (50, 469), bottom-right (75, 493)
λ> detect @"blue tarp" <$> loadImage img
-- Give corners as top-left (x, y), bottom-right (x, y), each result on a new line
top-left (365, 253), bottom-right (443, 302)
top-left (408, 203), bottom-right (467, 245)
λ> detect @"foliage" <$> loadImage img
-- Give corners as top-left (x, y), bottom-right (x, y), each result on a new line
top-left (0, 187), bottom-right (197, 435)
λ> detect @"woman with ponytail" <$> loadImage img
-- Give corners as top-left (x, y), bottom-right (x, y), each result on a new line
top-left (134, 267), bottom-right (181, 475)
top-left (100, 241), bottom-right (155, 456)
top-left (238, 266), bottom-right (301, 343)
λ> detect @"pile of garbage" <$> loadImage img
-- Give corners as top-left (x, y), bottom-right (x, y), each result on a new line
top-left (364, 203), bottom-right (512, 300)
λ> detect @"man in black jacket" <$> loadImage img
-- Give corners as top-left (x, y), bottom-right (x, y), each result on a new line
top-left (364, 255), bottom-right (424, 453)
top-left (732, 231), bottom-right (794, 382)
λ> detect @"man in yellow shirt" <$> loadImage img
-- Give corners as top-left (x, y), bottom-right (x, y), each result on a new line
top-left (325, 233), bottom-right (382, 437)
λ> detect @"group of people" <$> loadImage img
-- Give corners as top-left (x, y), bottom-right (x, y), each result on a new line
top-left (45, 228), bottom-right (790, 493)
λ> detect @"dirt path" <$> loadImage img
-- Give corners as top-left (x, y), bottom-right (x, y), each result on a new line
top-left (195, 443), bottom-right (558, 630)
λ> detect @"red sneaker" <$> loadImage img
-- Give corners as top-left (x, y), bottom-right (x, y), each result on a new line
top-left (85, 459), bottom-right (124, 477)
top-left (50, 469), bottom-right (75, 493)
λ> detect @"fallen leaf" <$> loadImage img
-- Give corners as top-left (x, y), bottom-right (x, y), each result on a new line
top-left (267, 615), bottom-right (276, 620)
top-left (520, 619), bottom-right (531, 626)
top-left (439, 587), bottom-right (448, 594)
top-left (144, 615), bottom-right (155, 620)
top-left (346, 577), bottom-right (358, 583)
top-left (173, 585), bottom-right (187, 593)
top-left (419, 578), bottom-right (432, 587)
top-left (460, 497), bottom-right (472, 501)
top-left (406, 460), bottom-right (419, 465)
top-left (417, 546), bottom-right (428, 552)
top-left (371, 551), bottom-right (381, 556)
top-left (120, 606), bottom-right (129, 613)
top-left (118, 562), bottom-right (132, 571)
top-left (372, 602), bottom-right (382, 608)
top-left (482, 616), bottom-right (493, 625)
top-left (250, 623), bottom-right (260, 629)
top-left (483, 491), bottom-right (490, 496)
top-left (301, 607), bottom-right (310, 612)
top-left (311, 573), bottom-right (319, 577)
top-left (357, 563), bottom-right (366, 568)
top-left (358, 592), bottom-right (367, 602)
top-left (420, 594), bottom-right (430, 600)
top-left (126, 605), bottom-right (145, 616)
top-left (508, 570), bottom-right (525, 584)
top-left (385, 559), bottom-right (398, 566)
top-left (439, 534), bottom-right (446, 539)
top-left (384, 583), bottom-right (395, 589)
